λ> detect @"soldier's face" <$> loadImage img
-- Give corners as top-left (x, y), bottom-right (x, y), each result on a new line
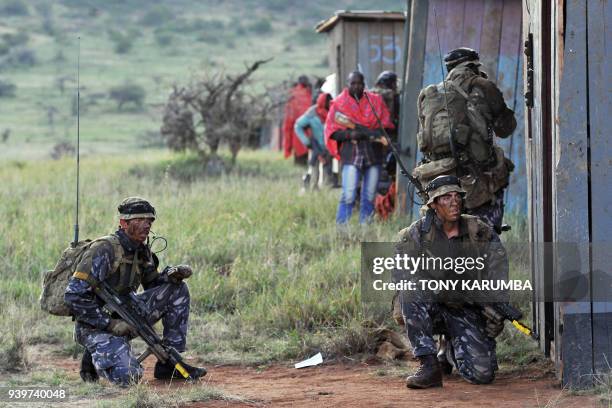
top-left (120, 217), bottom-right (154, 243)
top-left (432, 192), bottom-right (462, 222)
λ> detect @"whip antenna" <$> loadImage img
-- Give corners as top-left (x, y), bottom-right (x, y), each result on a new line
top-left (433, 7), bottom-right (457, 159)
top-left (72, 37), bottom-right (81, 247)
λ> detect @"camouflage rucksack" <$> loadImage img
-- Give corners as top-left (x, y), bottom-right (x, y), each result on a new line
top-left (40, 235), bottom-right (124, 316)
top-left (416, 66), bottom-right (492, 164)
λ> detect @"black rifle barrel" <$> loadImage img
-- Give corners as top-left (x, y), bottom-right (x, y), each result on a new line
top-left (93, 281), bottom-right (193, 379)
top-left (361, 91), bottom-right (428, 203)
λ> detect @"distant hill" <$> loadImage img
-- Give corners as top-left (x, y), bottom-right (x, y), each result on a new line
top-left (0, 0), bottom-right (405, 158)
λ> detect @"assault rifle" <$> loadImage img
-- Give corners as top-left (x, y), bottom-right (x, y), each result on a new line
top-left (334, 111), bottom-right (386, 143)
top-left (78, 273), bottom-right (206, 381)
top-left (479, 302), bottom-right (539, 340)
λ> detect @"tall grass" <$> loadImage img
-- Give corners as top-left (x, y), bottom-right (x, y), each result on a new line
top-left (0, 150), bottom-right (407, 365)
top-left (0, 149), bottom-right (532, 367)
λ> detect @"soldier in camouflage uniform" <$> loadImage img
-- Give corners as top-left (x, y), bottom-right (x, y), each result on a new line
top-left (413, 47), bottom-right (517, 232)
top-left (64, 197), bottom-right (205, 386)
top-left (396, 176), bottom-right (508, 388)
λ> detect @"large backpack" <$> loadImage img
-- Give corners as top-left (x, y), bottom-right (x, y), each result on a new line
top-left (40, 235), bottom-right (124, 316)
top-left (416, 67), bottom-right (492, 164)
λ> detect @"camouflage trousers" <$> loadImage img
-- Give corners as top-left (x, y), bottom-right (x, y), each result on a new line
top-left (76, 281), bottom-right (190, 386)
top-left (401, 298), bottom-right (498, 384)
top-left (466, 189), bottom-right (505, 231)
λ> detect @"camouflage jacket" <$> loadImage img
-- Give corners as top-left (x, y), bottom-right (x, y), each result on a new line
top-left (396, 214), bottom-right (509, 302)
top-left (64, 229), bottom-right (167, 330)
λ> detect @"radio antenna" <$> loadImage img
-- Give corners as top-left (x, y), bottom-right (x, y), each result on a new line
top-left (72, 37), bottom-right (81, 247)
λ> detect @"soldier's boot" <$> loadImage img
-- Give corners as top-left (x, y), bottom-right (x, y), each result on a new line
top-left (79, 350), bottom-right (99, 382)
top-left (154, 360), bottom-right (207, 380)
top-left (406, 354), bottom-right (443, 389)
top-left (437, 335), bottom-right (453, 375)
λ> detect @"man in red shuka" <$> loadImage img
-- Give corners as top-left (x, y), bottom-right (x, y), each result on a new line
top-left (324, 71), bottom-right (394, 224)
top-left (283, 75), bottom-right (312, 163)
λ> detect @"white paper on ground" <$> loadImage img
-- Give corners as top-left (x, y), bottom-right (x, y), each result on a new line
top-left (294, 352), bottom-right (323, 369)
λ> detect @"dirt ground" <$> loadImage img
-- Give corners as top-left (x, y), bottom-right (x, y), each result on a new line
top-left (40, 351), bottom-right (602, 408)
top-left (182, 362), bottom-right (600, 408)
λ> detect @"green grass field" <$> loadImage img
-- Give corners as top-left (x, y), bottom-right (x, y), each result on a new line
top-left (0, 148), bottom-right (536, 369)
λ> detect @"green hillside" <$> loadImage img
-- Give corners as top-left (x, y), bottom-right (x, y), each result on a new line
top-left (0, 0), bottom-right (405, 160)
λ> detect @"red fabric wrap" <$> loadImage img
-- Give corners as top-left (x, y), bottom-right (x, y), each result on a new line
top-left (324, 89), bottom-right (394, 160)
top-left (315, 92), bottom-right (330, 123)
top-left (282, 84), bottom-right (312, 158)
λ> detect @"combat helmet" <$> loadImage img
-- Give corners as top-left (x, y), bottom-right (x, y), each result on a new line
top-left (444, 47), bottom-right (481, 71)
top-left (425, 175), bottom-right (466, 205)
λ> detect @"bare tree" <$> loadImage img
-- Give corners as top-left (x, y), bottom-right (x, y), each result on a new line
top-left (160, 59), bottom-right (278, 167)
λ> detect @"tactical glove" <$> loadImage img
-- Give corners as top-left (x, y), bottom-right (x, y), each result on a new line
top-left (167, 264), bottom-right (193, 283)
top-left (485, 319), bottom-right (505, 338)
top-left (482, 305), bottom-right (505, 338)
top-left (108, 319), bottom-right (138, 337)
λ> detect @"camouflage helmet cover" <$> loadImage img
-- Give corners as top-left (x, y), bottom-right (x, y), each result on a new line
top-left (118, 197), bottom-right (156, 220)
top-left (444, 47), bottom-right (481, 70)
top-left (425, 175), bottom-right (466, 205)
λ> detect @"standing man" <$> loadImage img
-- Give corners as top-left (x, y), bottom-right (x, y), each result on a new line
top-left (294, 92), bottom-right (332, 191)
top-left (413, 47), bottom-right (516, 232)
top-left (65, 197), bottom-right (206, 386)
top-left (371, 71), bottom-right (400, 220)
top-left (325, 71), bottom-right (394, 225)
top-left (283, 75), bottom-right (312, 165)
top-left (396, 175), bottom-right (508, 388)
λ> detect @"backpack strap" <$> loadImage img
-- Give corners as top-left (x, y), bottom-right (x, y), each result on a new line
top-left (447, 80), bottom-right (469, 100)
top-left (98, 234), bottom-right (126, 275)
top-left (462, 214), bottom-right (492, 243)
top-left (72, 235), bottom-right (125, 284)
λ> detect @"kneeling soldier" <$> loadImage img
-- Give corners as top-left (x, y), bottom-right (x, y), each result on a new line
top-left (64, 197), bottom-right (206, 386)
top-left (397, 176), bottom-right (508, 388)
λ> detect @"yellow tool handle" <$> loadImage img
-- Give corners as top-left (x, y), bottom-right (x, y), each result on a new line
top-left (175, 362), bottom-right (190, 379)
top-left (512, 320), bottom-right (532, 337)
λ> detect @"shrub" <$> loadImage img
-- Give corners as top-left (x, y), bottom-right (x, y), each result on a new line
top-left (0, 80), bottom-right (16, 97)
top-left (50, 141), bottom-right (75, 160)
top-left (289, 27), bottom-right (321, 46)
top-left (1, 0), bottom-right (29, 16)
top-left (109, 83), bottom-right (146, 110)
top-left (1, 31), bottom-right (29, 47)
top-left (248, 18), bottom-right (273, 34)
top-left (190, 18), bottom-right (225, 32)
top-left (108, 30), bottom-right (134, 54)
top-left (14, 48), bottom-right (36, 65)
top-left (140, 5), bottom-right (174, 26)
top-left (154, 30), bottom-right (173, 47)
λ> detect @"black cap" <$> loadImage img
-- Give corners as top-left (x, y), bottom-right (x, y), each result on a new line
top-left (444, 47), bottom-right (480, 71)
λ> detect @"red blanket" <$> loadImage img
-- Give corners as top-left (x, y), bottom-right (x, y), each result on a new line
top-left (324, 89), bottom-right (394, 159)
top-left (315, 92), bottom-right (330, 123)
top-left (282, 84), bottom-right (312, 158)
